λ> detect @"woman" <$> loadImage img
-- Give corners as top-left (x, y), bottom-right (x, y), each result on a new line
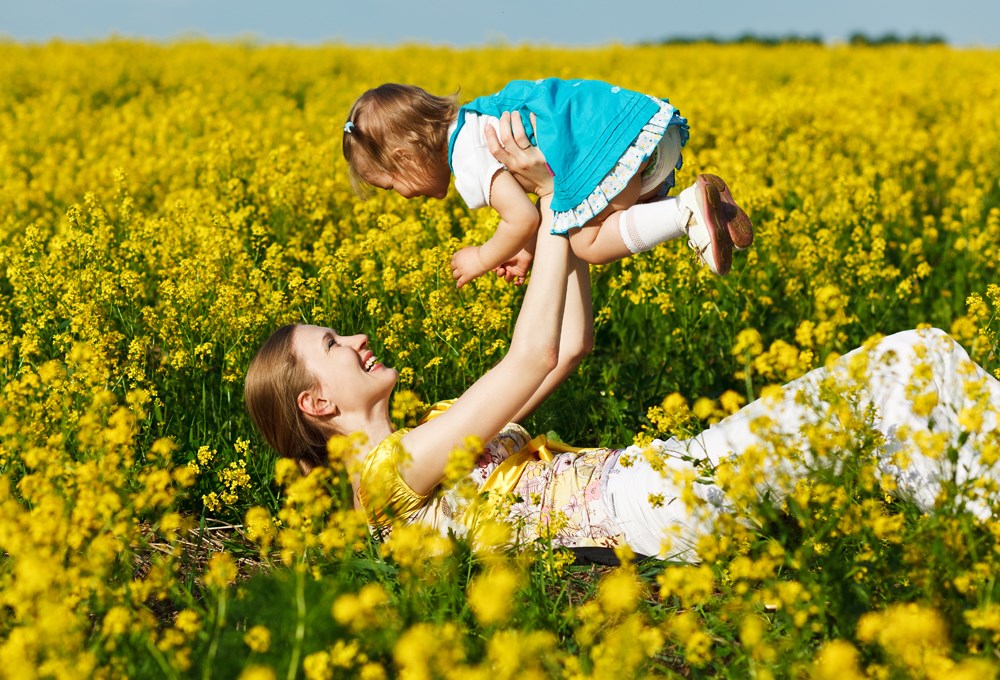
top-left (246, 115), bottom-right (1000, 562)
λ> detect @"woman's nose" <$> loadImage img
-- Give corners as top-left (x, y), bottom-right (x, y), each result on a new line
top-left (348, 334), bottom-right (368, 350)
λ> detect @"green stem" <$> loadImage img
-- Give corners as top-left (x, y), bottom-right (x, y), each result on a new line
top-left (145, 637), bottom-right (180, 680)
top-left (202, 590), bottom-right (227, 680)
top-left (743, 356), bottom-right (755, 404)
top-left (287, 560), bottom-right (307, 680)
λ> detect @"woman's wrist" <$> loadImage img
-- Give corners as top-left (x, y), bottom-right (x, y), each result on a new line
top-left (531, 168), bottom-right (554, 197)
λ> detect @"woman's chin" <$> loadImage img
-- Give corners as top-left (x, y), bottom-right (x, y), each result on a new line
top-left (381, 365), bottom-right (400, 385)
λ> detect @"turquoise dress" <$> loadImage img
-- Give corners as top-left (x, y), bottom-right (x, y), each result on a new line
top-left (447, 78), bottom-right (689, 232)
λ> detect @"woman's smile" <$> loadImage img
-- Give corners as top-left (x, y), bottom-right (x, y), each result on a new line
top-left (362, 351), bottom-right (384, 373)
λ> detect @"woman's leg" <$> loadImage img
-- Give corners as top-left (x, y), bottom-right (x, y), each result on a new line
top-left (607, 328), bottom-right (1000, 559)
top-left (682, 328), bottom-right (998, 506)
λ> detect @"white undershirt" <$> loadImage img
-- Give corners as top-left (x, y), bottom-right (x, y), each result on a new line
top-left (449, 111), bottom-right (505, 209)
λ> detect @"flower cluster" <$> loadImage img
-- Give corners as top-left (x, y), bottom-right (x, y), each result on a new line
top-left (0, 39), bottom-right (999, 677)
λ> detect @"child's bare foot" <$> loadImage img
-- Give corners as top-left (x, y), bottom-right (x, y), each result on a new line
top-left (700, 174), bottom-right (754, 250)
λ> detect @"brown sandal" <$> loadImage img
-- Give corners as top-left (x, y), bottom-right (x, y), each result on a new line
top-left (679, 177), bottom-right (733, 276)
top-left (700, 174), bottom-right (754, 250)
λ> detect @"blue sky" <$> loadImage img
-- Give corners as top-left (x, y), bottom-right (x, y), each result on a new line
top-left (2, 0), bottom-right (998, 47)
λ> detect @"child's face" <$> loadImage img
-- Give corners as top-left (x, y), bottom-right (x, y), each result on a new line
top-left (365, 157), bottom-right (450, 200)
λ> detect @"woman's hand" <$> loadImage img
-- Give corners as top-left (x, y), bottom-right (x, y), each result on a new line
top-left (485, 111), bottom-right (554, 197)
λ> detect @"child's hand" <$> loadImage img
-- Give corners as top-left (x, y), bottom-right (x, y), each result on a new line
top-left (493, 248), bottom-right (533, 286)
top-left (450, 246), bottom-right (488, 289)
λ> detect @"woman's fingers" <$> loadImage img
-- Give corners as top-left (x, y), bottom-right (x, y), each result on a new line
top-left (485, 111), bottom-right (553, 196)
top-left (510, 111), bottom-right (532, 150)
top-left (486, 111), bottom-right (531, 156)
top-left (497, 111), bottom-right (515, 149)
top-left (484, 120), bottom-right (508, 162)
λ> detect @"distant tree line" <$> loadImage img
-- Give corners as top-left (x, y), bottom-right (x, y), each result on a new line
top-left (644, 32), bottom-right (947, 46)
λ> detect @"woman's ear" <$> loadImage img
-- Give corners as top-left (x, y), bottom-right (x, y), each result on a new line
top-left (297, 389), bottom-right (338, 418)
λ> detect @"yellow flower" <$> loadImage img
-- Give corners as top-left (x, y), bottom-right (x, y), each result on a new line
top-left (598, 568), bottom-right (642, 616)
top-left (244, 625), bottom-right (271, 653)
top-left (101, 606), bottom-right (130, 637)
top-left (811, 640), bottom-right (864, 680)
top-left (245, 506), bottom-right (276, 549)
top-left (239, 666), bottom-right (278, 680)
top-left (391, 389), bottom-right (426, 425)
top-left (303, 651), bottom-right (332, 680)
top-left (204, 552), bottom-right (238, 589)
top-left (332, 583), bottom-right (389, 630)
top-left (394, 622), bottom-right (465, 680)
top-left (468, 566), bottom-right (521, 625)
top-left (733, 328), bottom-right (764, 357)
top-left (174, 609), bottom-right (201, 635)
top-left (657, 564), bottom-right (715, 607)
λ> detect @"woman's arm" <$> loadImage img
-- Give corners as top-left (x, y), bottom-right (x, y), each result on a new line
top-left (400, 198), bottom-right (570, 494)
top-left (486, 112), bottom-right (594, 421)
top-left (511, 252), bottom-right (593, 421)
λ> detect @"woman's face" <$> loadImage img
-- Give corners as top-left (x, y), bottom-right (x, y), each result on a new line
top-left (292, 325), bottom-right (397, 414)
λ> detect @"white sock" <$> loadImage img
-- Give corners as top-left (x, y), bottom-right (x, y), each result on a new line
top-left (618, 197), bottom-right (693, 254)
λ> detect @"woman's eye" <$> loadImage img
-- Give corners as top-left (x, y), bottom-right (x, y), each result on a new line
top-left (327, 338), bottom-right (337, 349)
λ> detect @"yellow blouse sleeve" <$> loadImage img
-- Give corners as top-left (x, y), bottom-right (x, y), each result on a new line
top-left (357, 429), bottom-right (429, 526)
top-left (358, 400), bottom-right (592, 531)
top-left (417, 399), bottom-right (458, 424)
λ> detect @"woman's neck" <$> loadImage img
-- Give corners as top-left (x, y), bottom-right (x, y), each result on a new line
top-left (339, 412), bottom-right (395, 468)
top-left (343, 416), bottom-right (395, 512)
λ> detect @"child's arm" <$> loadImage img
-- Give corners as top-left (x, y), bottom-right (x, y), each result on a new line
top-left (450, 171), bottom-right (540, 288)
top-left (487, 111), bottom-right (553, 285)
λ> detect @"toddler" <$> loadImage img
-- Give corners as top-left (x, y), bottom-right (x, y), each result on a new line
top-left (343, 79), bottom-right (752, 287)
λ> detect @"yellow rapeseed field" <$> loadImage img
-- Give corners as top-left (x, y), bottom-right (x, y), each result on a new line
top-left (1, 40), bottom-right (999, 678)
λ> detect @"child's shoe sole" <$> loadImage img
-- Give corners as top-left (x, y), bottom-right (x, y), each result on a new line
top-left (701, 174), bottom-right (754, 250)
top-left (686, 177), bottom-right (733, 276)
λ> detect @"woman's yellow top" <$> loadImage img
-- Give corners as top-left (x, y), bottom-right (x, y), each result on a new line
top-left (357, 401), bottom-right (627, 550)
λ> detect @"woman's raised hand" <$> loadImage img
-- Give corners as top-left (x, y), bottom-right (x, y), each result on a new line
top-left (485, 111), bottom-right (554, 197)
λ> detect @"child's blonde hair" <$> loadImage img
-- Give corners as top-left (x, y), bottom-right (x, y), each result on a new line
top-left (342, 83), bottom-right (458, 197)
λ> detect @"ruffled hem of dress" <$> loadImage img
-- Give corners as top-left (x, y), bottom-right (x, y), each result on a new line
top-left (551, 98), bottom-right (689, 234)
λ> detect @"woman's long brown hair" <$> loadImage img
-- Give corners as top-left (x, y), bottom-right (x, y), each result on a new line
top-left (244, 324), bottom-right (329, 471)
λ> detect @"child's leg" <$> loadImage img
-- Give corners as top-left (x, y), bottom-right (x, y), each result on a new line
top-left (565, 172), bottom-right (644, 265)
top-left (567, 197), bottom-right (692, 264)
top-left (565, 170), bottom-right (687, 265)
top-left (568, 177), bottom-right (733, 274)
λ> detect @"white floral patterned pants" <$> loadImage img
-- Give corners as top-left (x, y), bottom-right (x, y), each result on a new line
top-left (605, 328), bottom-right (1000, 560)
